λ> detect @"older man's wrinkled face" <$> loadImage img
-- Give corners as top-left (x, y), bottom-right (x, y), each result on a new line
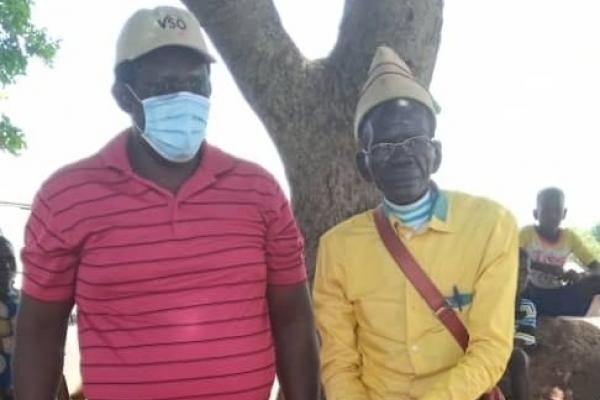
top-left (357, 99), bottom-right (440, 205)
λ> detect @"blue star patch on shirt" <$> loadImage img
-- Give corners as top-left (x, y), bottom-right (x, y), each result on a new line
top-left (446, 286), bottom-right (473, 311)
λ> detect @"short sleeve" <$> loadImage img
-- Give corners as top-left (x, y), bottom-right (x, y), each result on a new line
top-left (567, 229), bottom-right (597, 267)
top-left (21, 192), bottom-right (79, 302)
top-left (519, 226), bottom-right (533, 248)
top-left (262, 183), bottom-right (307, 286)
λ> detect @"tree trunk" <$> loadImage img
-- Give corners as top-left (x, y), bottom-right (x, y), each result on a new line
top-left (529, 318), bottom-right (600, 400)
top-left (182, 0), bottom-right (444, 280)
top-left (182, 2), bottom-right (443, 399)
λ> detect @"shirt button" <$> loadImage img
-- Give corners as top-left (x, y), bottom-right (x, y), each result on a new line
top-left (411, 345), bottom-right (419, 352)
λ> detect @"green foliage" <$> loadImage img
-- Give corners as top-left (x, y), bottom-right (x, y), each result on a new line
top-left (592, 223), bottom-right (600, 243)
top-left (574, 227), bottom-right (600, 261)
top-left (0, 115), bottom-right (26, 155)
top-left (0, 0), bottom-right (59, 155)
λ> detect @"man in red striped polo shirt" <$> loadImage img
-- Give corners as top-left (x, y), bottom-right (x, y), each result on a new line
top-left (14, 6), bottom-right (319, 400)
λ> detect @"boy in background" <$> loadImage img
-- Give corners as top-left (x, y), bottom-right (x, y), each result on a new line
top-left (520, 187), bottom-right (600, 316)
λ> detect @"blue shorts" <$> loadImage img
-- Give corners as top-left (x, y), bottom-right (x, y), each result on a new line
top-left (525, 284), bottom-right (592, 316)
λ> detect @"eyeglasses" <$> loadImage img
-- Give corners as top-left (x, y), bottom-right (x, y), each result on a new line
top-left (366, 135), bottom-right (433, 164)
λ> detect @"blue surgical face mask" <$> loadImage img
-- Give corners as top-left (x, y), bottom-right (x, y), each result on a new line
top-left (128, 86), bottom-right (210, 163)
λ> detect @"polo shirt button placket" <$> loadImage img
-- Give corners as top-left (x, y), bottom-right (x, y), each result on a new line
top-left (407, 339), bottom-right (419, 369)
top-left (170, 199), bottom-right (179, 235)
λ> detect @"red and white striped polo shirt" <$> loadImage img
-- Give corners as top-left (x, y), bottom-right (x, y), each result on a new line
top-left (22, 131), bottom-right (307, 400)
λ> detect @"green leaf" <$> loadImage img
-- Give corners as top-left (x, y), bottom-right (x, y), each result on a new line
top-left (0, 114), bottom-right (27, 155)
top-left (592, 223), bottom-right (600, 243)
top-left (0, 0), bottom-right (59, 155)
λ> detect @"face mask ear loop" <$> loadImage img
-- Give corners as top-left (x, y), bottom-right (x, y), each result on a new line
top-left (125, 84), bottom-right (143, 103)
top-left (125, 84), bottom-right (145, 134)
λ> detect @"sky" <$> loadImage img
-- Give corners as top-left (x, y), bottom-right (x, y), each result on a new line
top-left (1, 0), bottom-right (600, 261)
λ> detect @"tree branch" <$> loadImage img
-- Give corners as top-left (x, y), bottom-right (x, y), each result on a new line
top-left (181, 0), bottom-right (311, 129)
top-left (330, 0), bottom-right (444, 89)
top-left (182, 0), bottom-right (445, 287)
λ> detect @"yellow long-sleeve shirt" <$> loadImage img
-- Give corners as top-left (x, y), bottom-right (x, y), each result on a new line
top-left (313, 190), bottom-right (518, 400)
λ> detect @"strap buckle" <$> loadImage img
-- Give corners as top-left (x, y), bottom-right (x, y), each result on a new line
top-left (434, 301), bottom-right (452, 317)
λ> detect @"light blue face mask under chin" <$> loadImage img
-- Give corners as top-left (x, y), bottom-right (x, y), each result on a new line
top-left (128, 87), bottom-right (211, 163)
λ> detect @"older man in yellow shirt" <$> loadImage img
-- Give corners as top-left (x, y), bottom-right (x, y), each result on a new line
top-left (313, 46), bottom-right (518, 400)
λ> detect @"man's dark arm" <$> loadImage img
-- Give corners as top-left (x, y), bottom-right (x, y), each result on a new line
top-left (14, 293), bottom-right (73, 400)
top-left (268, 282), bottom-right (320, 400)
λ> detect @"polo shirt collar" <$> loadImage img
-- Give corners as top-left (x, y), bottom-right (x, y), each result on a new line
top-left (383, 183), bottom-right (455, 234)
top-left (99, 130), bottom-right (237, 192)
top-left (428, 188), bottom-right (454, 233)
top-left (99, 130), bottom-right (132, 173)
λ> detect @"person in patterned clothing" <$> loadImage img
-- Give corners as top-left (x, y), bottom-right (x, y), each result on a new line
top-left (0, 234), bottom-right (18, 400)
top-left (520, 187), bottom-right (600, 316)
top-left (500, 249), bottom-right (536, 400)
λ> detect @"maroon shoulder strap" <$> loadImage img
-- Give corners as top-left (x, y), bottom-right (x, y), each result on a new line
top-left (373, 206), bottom-right (470, 351)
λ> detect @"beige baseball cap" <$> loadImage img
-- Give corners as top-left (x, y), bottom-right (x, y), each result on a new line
top-left (354, 46), bottom-right (436, 140)
top-left (115, 6), bottom-right (215, 67)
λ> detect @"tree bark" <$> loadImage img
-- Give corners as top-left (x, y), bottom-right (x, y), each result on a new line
top-left (529, 318), bottom-right (600, 400)
top-left (181, 0), bottom-right (444, 279)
